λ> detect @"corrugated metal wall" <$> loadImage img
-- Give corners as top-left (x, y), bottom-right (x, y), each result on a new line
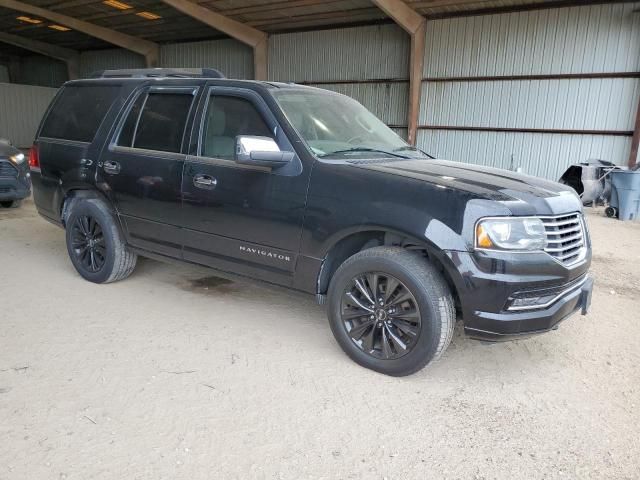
top-left (75, 27), bottom-right (410, 135)
top-left (75, 39), bottom-right (254, 80)
top-left (160, 39), bottom-right (253, 79)
top-left (0, 65), bottom-right (9, 83)
top-left (79, 49), bottom-right (145, 78)
top-left (0, 83), bottom-right (57, 147)
top-left (419, 2), bottom-right (640, 179)
top-left (269, 24), bottom-right (410, 138)
top-left (5, 3), bottom-right (638, 177)
top-left (17, 56), bottom-right (67, 88)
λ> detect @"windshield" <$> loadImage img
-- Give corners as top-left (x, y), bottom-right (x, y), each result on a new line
top-left (272, 88), bottom-right (422, 159)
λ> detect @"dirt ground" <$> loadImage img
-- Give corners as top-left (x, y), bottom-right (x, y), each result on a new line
top-left (1, 199), bottom-right (639, 480)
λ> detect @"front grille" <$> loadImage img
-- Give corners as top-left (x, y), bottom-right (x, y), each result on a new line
top-left (541, 213), bottom-right (586, 265)
top-left (0, 160), bottom-right (18, 178)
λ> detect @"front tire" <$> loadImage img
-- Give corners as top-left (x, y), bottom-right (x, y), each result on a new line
top-left (65, 198), bottom-right (137, 283)
top-left (327, 246), bottom-right (455, 376)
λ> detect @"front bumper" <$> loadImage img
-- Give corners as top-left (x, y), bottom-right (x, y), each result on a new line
top-left (0, 160), bottom-right (31, 201)
top-left (439, 248), bottom-right (592, 341)
top-left (0, 182), bottom-right (31, 201)
top-left (465, 276), bottom-right (593, 341)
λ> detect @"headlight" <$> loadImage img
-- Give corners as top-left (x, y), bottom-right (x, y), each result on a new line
top-left (9, 153), bottom-right (25, 165)
top-left (475, 217), bottom-right (547, 251)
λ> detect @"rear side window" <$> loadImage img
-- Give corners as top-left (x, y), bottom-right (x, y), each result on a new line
top-left (40, 85), bottom-right (118, 142)
top-left (117, 93), bottom-right (145, 148)
top-left (118, 92), bottom-right (194, 153)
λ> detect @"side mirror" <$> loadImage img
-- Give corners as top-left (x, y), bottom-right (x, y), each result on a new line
top-left (235, 136), bottom-right (294, 168)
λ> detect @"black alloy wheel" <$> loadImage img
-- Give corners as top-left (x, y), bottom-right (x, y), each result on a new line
top-left (341, 272), bottom-right (421, 360)
top-left (70, 215), bottom-right (106, 273)
top-left (65, 197), bottom-right (137, 283)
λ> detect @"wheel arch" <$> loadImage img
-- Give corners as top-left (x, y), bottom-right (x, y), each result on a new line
top-left (316, 226), bottom-right (463, 313)
top-left (59, 186), bottom-right (117, 228)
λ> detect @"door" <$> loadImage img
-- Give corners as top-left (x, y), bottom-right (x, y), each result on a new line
top-left (98, 86), bottom-right (198, 258)
top-left (181, 87), bottom-right (310, 286)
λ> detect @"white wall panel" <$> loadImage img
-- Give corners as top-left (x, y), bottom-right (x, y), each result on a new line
top-left (76, 40), bottom-right (253, 80)
top-left (79, 49), bottom-right (145, 78)
top-left (269, 24), bottom-right (409, 134)
top-left (424, 3), bottom-right (640, 77)
top-left (160, 39), bottom-right (253, 79)
top-left (269, 24), bottom-right (409, 82)
top-left (19, 56), bottom-right (67, 88)
top-left (0, 82), bottom-right (57, 147)
top-left (420, 2), bottom-right (640, 177)
top-left (417, 129), bottom-right (631, 180)
top-left (0, 65), bottom-right (9, 83)
top-left (421, 78), bottom-right (640, 131)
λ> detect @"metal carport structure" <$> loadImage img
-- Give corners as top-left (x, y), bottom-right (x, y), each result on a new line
top-left (1, 0), bottom-right (639, 175)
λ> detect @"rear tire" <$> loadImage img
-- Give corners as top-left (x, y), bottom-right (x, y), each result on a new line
top-left (65, 198), bottom-right (137, 283)
top-left (0, 200), bottom-right (20, 208)
top-left (327, 246), bottom-right (455, 376)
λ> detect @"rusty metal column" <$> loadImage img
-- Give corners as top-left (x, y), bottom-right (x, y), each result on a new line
top-left (371, 0), bottom-right (426, 146)
top-left (408, 21), bottom-right (426, 146)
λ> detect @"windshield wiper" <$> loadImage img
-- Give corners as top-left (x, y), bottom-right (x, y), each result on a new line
top-left (393, 145), bottom-right (435, 159)
top-left (319, 147), bottom-right (410, 159)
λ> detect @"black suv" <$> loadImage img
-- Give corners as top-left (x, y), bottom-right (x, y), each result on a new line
top-left (30, 68), bottom-right (593, 376)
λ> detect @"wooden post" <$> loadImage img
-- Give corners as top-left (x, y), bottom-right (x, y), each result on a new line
top-left (161, 0), bottom-right (269, 80)
top-left (371, 0), bottom-right (426, 146)
top-left (408, 22), bottom-right (426, 145)
top-left (253, 36), bottom-right (269, 81)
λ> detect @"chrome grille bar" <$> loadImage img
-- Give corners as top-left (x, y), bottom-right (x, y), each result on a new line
top-left (540, 213), bottom-right (586, 266)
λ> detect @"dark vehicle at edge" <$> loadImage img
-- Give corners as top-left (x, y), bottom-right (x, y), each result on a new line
top-left (0, 138), bottom-right (31, 208)
top-left (29, 68), bottom-right (593, 376)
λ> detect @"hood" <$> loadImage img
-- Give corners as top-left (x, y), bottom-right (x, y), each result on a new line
top-left (351, 158), bottom-right (582, 216)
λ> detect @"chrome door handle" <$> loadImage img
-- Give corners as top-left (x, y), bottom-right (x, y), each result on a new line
top-left (103, 160), bottom-right (121, 175)
top-left (193, 174), bottom-right (217, 189)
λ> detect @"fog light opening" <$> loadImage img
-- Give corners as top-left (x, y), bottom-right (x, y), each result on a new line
top-left (509, 295), bottom-right (556, 310)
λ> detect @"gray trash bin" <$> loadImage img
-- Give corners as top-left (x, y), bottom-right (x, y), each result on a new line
top-left (610, 170), bottom-right (640, 221)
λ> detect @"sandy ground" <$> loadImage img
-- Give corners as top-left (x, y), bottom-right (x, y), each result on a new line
top-left (1, 199), bottom-right (639, 480)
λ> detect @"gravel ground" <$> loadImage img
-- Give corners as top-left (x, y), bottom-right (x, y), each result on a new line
top-left (1, 199), bottom-right (639, 480)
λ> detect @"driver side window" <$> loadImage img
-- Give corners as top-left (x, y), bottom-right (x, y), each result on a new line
top-left (201, 95), bottom-right (272, 160)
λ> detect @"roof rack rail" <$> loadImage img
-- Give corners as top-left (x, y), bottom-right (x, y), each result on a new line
top-left (89, 68), bottom-right (226, 79)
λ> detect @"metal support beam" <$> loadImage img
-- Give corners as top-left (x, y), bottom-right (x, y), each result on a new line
top-left (371, 0), bottom-right (426, 145)
top-left (161, 0), bottom-right (268, 80)
top-left (0, 0), bottom-right (159, 67)
top-left (629, 95), bottom-right (640, 168)
top-left (0, 31), bottom-right (79, 79)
